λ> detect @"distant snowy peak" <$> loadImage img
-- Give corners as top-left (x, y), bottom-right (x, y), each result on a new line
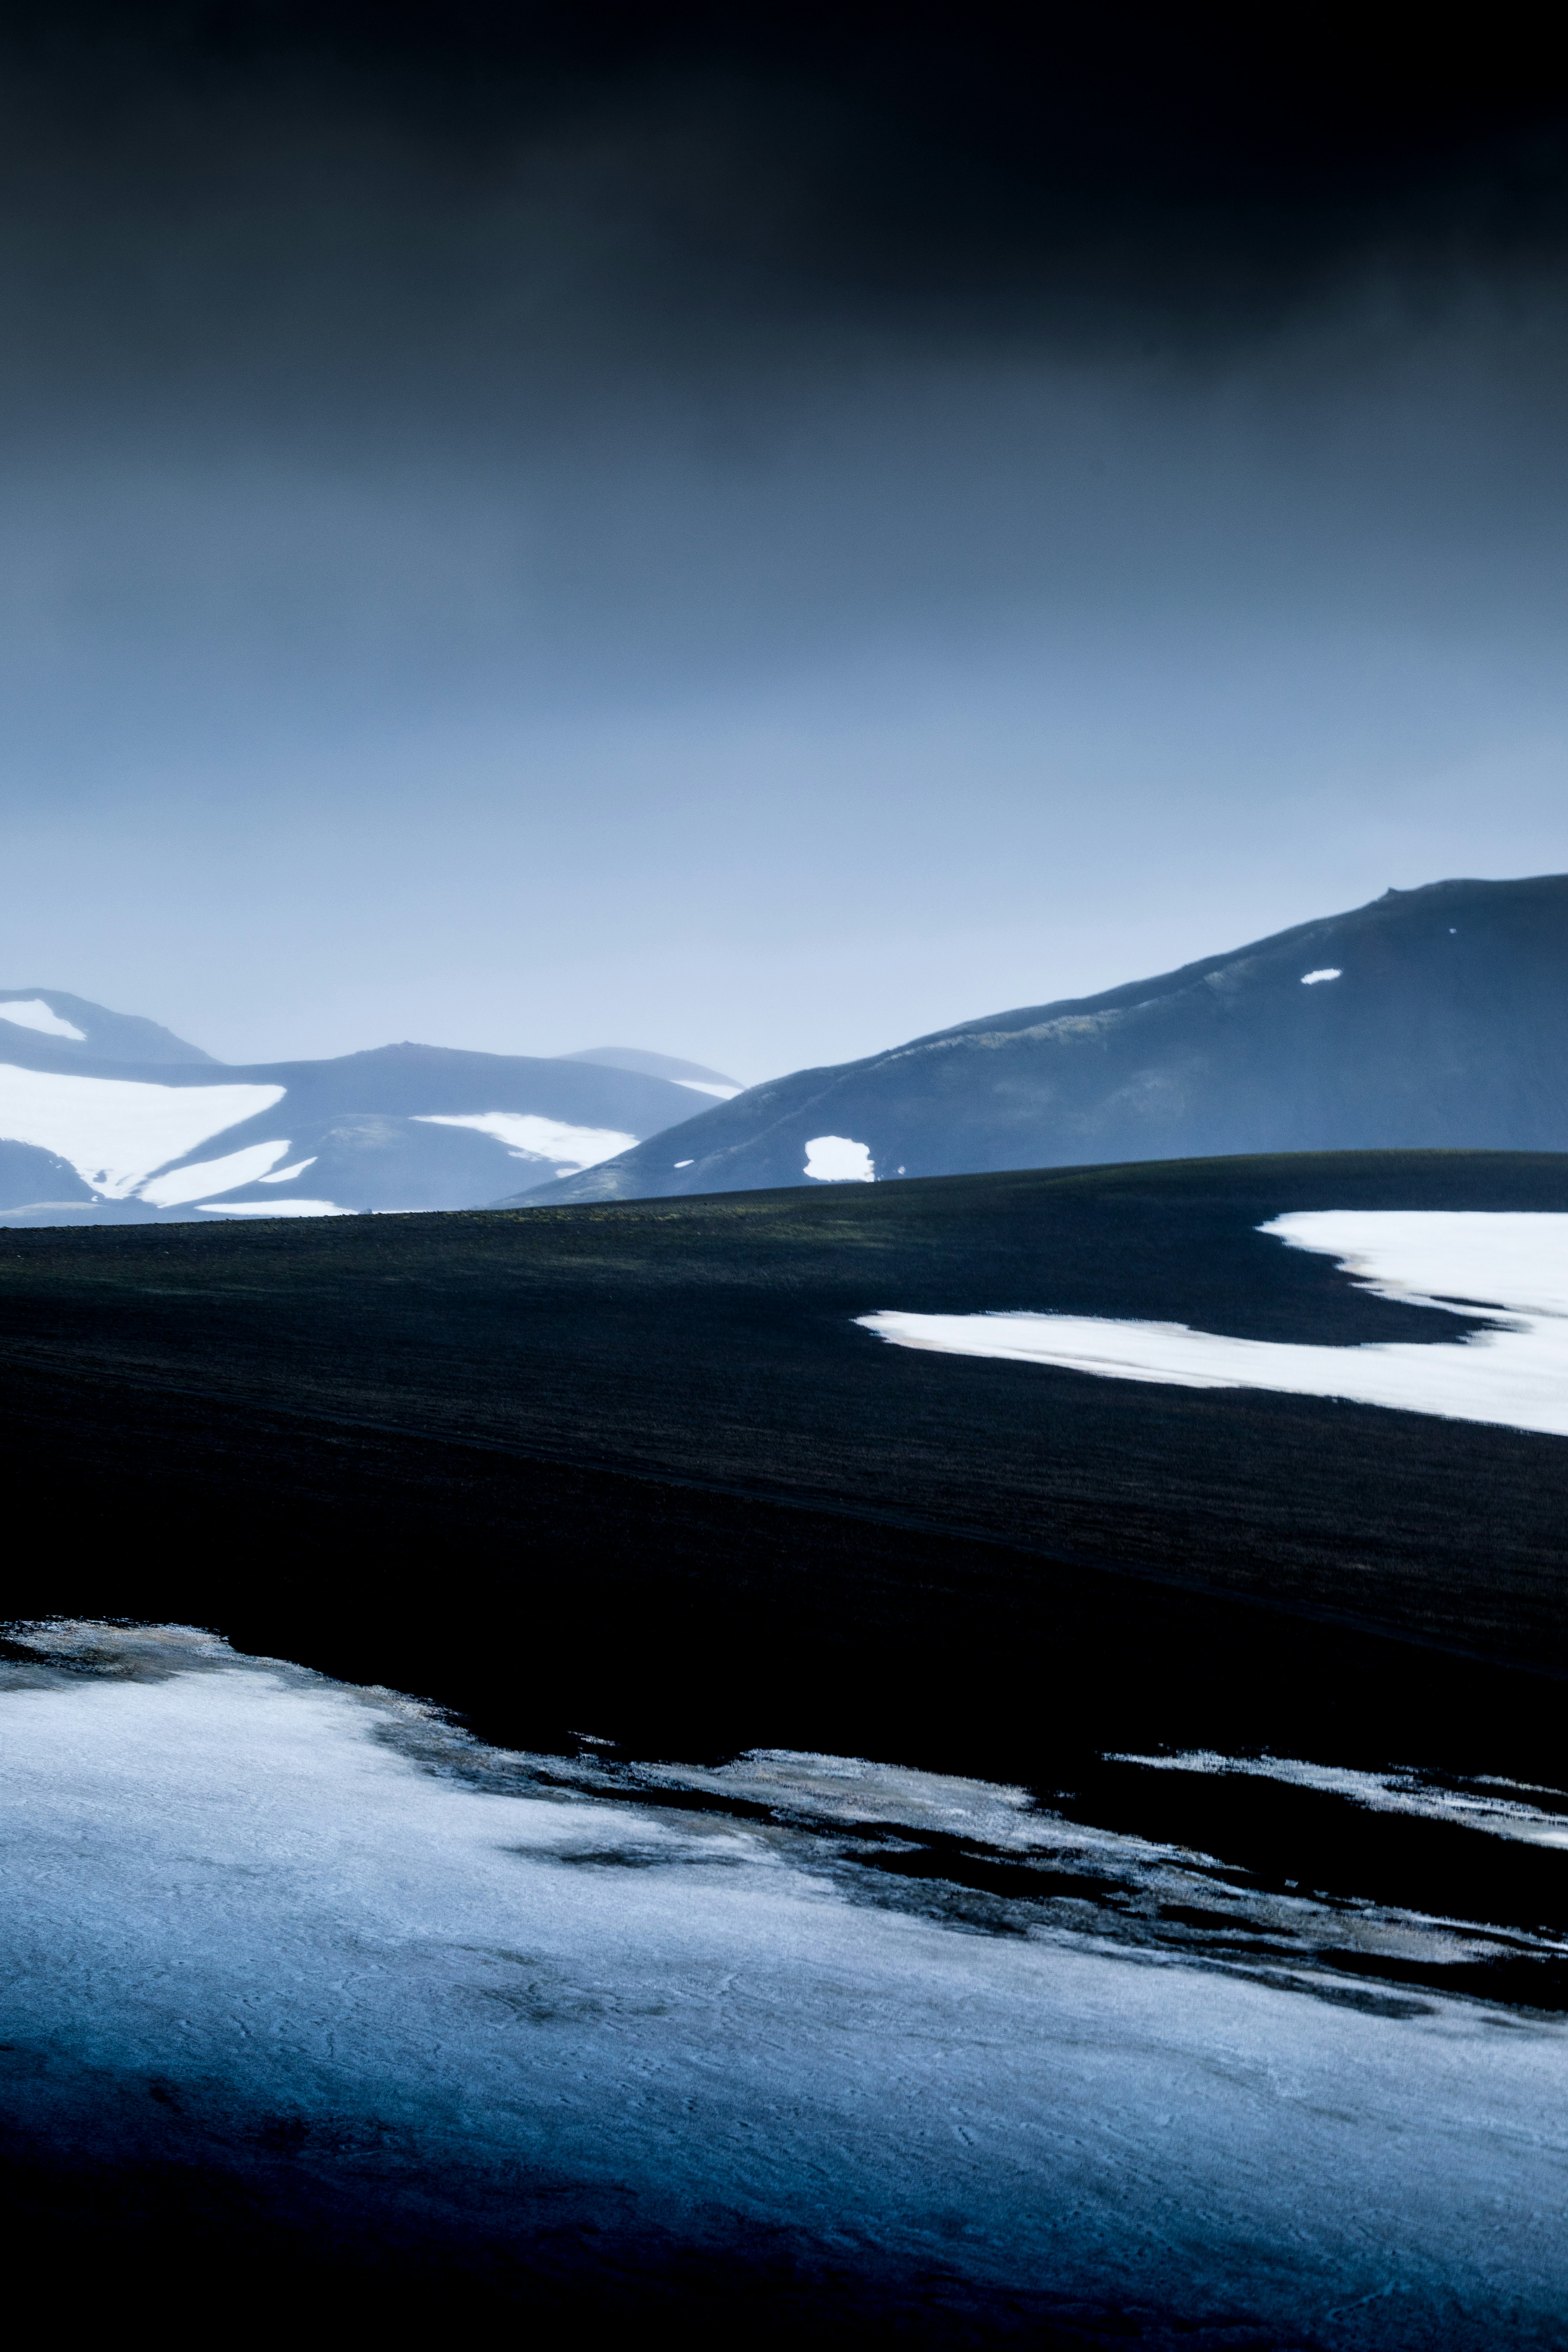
top-left (0, 1029), bottom-right (713, 1224)
top-left (561, 1045), bottom-right (743, 1098)
top-left (0, 997), bottom-right (86, 1041)
top-left (0, 989), bottom-right (217, 1067)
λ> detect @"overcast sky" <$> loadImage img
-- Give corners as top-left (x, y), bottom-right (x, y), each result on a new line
top-left (4, 5), bottom-right (1567, 1076)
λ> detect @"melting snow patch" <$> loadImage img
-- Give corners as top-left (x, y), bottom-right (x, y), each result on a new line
top-left (0, 1065), bottom-right (285, 1198)
top-left (674, 1158), bottom-right (694, 1168)
top-left (856, 1211), bottom-right (1568, 1438)
top-left (414, 1112), bottom-right (636, 1173)
top-left (259, 1156), bottom-right (317, 1183)
top-left (139, 1139), bottom-right (292, 1205)
top-left (1107, 1752), bottom-right (1568, 1850)
top-left (804, 1135), bottom-right (874, 1183)
top-left (4, 1624), bottom-right (1568, 2345)
top-left (1301, 968), bottom-right (1342, 985)
top-left (0, 997), bottom-right (86, 1041)
top-left (676, 1079), bottom-right (742, 1099)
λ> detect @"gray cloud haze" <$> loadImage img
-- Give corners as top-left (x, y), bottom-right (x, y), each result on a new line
top-left (3, 5), bottom-right (1566, 1072)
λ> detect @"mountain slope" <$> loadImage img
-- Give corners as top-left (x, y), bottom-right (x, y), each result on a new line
top-left (509, 875), bottom-right (1568, 1205)
top-left (0, 989), bottom-right (217, 1066)
top-left (561, 1045), bottom-right (743, 1099)
top-left (0, 1035), bottom-right (707, 1222)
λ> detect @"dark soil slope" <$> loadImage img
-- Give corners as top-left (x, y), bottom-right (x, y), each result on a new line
top-left (4, 1149), bottom-right (1565, 1789)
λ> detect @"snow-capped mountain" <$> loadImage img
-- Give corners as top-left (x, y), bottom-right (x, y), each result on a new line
top-left (0, 989), bottom-right (218, 1066)
top-left (507, 875), bottom-right (1568, 1206)
top-left (560, 1046), bottom-right (743, 1100)
top-left (0, 999), bottom-right (737, 1223)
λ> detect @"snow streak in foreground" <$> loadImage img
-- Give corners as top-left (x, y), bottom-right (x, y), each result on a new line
top-left (858, 1211), bottom-right (1568, 1437)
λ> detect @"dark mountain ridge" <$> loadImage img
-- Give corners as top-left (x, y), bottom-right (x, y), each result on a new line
top-left (510, 875), bottom-right (1568, 1204)
top-left (0, 989), bottom-right (217, 1065)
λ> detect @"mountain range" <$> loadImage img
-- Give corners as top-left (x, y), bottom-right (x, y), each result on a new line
top-left (0, 995), bottom-right (738, 1224)
top-left (7, 873), bottom-right (1564, 1223)
top-left (513, 875), bottom-right (1568, 1206)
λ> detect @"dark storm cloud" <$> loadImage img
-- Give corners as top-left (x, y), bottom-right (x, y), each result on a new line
top-left (4, 0), bottom-right (1568, 455)
top-left (6, 5), bottom-right (1568, 1085)
top-left (1, 1), bottom-right (1564, 727)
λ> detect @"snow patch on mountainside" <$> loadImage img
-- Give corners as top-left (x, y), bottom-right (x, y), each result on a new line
top-left (258, 1156), bottom-right (317, 1184)
top-left (804, 1135), bottom-right (874, 1182)
top-left (0, 997), bottom-right (87, 1041)
top-left (139, 1139), bottom-right (293, 1205)
top-left (0, 1065), bottom-right (285, 1199)
top-left (857, 1212), bottom-right (1568, 1438)
top-left (415, 1111), bottom-right (637, 1172)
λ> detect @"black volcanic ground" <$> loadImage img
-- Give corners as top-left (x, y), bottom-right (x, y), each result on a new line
top-left (7, 1148), bottom-right (1568, 2339)
top-left (6, 1148), bottom-right (1565, 1785)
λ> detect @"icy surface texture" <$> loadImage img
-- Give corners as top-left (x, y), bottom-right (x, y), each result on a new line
top-left (2, 1624), bottom-right (1566, 2345)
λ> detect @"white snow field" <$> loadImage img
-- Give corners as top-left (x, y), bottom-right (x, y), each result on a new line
top-left (858, 1211), bottom-right (1568, 1438)
top-left (804, 1134), bottom-right (875, 1182)
top-left (0, 996), bottom-right (87, 1040)
top-left (414, 1110), bottom-right (637, 1173)
top-left (258, 1154), bottom-right (317, 1183)
top-left (138, 1137), bottom-right (293, 1205)
top-left (2, 1628), bottom-right (1565, 2347)
top-left (0, 1063), bottom-right (284, 1198)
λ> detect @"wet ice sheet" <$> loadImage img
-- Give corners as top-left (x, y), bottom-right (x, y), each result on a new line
top-left (858, 1211), bottom-right (1568, 1437)
top-left (3, 1625), bottom-right (1566, 2347)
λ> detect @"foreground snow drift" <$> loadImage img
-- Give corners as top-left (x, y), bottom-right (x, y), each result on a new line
top-left (3, 1627), bottom-right (1565, 2346)
top-left (859, 1211), bottom-right (1568, 1437)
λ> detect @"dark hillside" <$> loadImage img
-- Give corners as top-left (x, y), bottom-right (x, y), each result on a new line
top-left (516, 875), bottom-right (1568, 1202)
top-left (3, 1150), bottom-right (1565, 1800)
